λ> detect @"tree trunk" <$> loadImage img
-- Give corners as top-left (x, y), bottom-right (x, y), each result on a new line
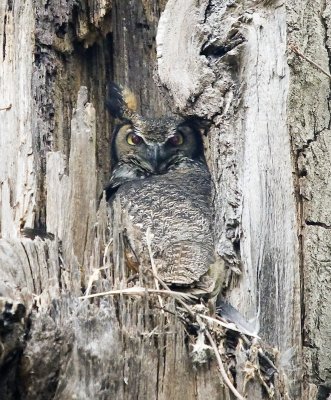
top-left (0, 0), bottom-right (330, 399)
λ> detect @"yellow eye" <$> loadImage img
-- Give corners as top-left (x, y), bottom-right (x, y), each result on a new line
top-left (168, 133), bottom-right (184, 146)
top-left (127, 132), bottom-right (143, 146)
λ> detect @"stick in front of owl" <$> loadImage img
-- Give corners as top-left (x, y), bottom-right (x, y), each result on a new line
top-left (104, 82), bottom-right (224, 305)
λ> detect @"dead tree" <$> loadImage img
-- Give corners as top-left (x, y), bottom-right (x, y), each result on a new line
top-left (0, 0), bottom-right (330, 399)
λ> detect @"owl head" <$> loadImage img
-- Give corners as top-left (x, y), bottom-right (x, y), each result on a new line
top-left (105, 82), bottom-right (209, 199)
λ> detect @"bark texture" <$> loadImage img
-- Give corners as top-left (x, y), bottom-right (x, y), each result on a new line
top-left (287, 2), bottom-right (331, 398)
top-left (157, 0), bottom-right (301, 395)
top-left (0, 0), bottom-right (330, 399)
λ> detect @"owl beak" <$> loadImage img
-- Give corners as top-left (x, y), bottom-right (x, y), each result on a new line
top-left (146, 144), bottom-right (171, 173)
top-left (157, 151), bottom-right (169, 173)
top-left (146, 144), bottom-right (161, 173)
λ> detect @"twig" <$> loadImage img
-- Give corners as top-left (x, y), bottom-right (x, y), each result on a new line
top-left (149, 269), bottom-right (247, 399)
top-left (146, 228), bottom-right (164, 312)
top-left (150, 269), bottom-right (196, 317)
top-left (79, 269), bottom-right (247, 399)
top-left (290, 44), bottom-right (331, 80)
top-left (199, 313), bottom-right (260, 339)
top-left (257, 348), bottom-right (278, 373)
top-left (83, 266), bottom-right (110, 299)
top-left (144, 227), bottom-right (198, 316)
top-left (78, 286), bottom-right (195, 301)
top-left (102, 239), bottom-right (113, 266)
top-left (0, 103), bottom-right (12, 111)
top-left (205, 328), bottom-right (246, 400)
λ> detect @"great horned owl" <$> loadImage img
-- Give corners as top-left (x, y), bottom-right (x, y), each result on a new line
top-left (105, 83), bottom-right (223, 299)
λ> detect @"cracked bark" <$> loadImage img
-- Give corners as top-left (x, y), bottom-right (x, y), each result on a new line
top-left (288, 1), bottom-right (331, 398)
top-left (0, 0), bottom-right (331, 399)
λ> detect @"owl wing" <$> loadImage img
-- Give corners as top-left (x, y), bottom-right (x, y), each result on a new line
top-left (113, 164), bottom-right (218, 292)
top-left (155, 240), bottom-right (214, 285)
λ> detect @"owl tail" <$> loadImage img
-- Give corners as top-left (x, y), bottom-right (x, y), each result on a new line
top-left (106, 82), bottom-right (138, 121)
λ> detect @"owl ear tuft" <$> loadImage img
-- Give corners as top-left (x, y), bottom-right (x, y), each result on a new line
top-left (122, 88), bottom-right (137, 114)
top-left (106, 82), bottom-right (137, 120)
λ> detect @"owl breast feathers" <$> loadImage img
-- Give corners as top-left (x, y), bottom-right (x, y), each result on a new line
top-left (105, 83), bottom-right (222, 297)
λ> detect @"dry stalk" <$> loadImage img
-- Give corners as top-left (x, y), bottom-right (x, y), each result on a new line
top-left (150, 269), bottom-right (196, 317)
top-left (199, 313), bottom-right (260, 339)
top-left (78, 276), bottom-right (247, 399)
top-left (81, 239), bottom-right (249, 400)
top-left (102, 238), bottom-right (113, 267)
top-left (78, 286), bottom-right (194, 300)
top-left (290, 44), bottom-right (331, 80)
top-left (83, 266), bottom-right (110, 299)
top-left (146, 228), bottom-right (164, 312)
top-left (0, 103), bottom-right (12, 111)
top-left (149, 270), bottom-right (247, 400)
top-left (204, 328), bottom-right (246, 400)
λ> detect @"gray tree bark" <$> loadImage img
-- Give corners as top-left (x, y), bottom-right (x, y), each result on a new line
top-left (0, 0), bottom-right (330, 399)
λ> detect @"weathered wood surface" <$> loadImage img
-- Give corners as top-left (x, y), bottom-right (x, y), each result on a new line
top-left (0, 0), bottom-right (331, 399)
top-left (287, 2), bottom-right (331, 398)
top-left (157, 1), bottom-right (301, 396)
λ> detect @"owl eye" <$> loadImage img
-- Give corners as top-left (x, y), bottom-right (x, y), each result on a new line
top-left (168, 133), bottom-right (184, 146)
top-left (127, 132), bottom-right (143, 146)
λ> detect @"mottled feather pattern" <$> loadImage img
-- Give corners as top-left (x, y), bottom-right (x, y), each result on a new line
top-left (106, 83), bottom-right (125, 119)
top-left (105, 82), bottom-right (222, 296)
top-left (115, 161), bottom-right (214, 285)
